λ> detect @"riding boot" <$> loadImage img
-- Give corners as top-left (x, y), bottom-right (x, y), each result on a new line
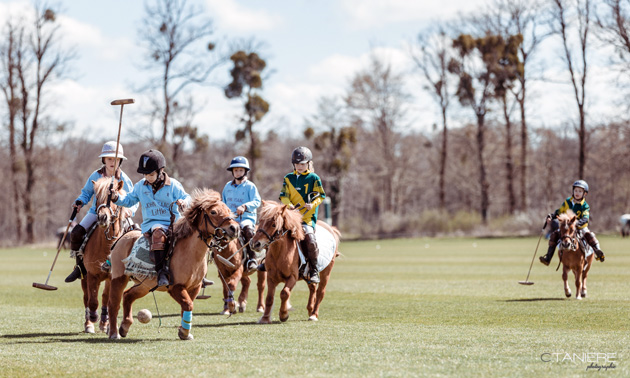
top-left (539, 230), bottom-right (559, 266)
top-left (151, 229), bottom-right (170, 287)
top-left (242, 225), bottom-right (257, 271)
top-left (66, 225), bottom-right (87, 283)
top-left (584, 231), bottom-right (605, 262)
top-left (302, 233), bottom-right (320, 284)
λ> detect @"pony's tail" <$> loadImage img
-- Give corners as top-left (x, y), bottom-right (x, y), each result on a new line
top-left (331, 226), bottom-right (341, 245)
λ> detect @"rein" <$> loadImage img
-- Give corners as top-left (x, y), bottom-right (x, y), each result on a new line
top-left (254, 226), bottom-right (290, 250)
top-left (96, 203), bottom-right (123, 241)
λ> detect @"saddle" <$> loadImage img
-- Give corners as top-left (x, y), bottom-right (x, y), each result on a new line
top-left (296, 226), bottom-right (337, 280)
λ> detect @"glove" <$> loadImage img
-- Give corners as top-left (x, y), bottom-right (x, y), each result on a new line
top-left (73, 200), bottom-right (83, 209)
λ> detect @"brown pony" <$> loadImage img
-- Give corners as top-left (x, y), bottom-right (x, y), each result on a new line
top-left (213, 236), bottom-right (266, 315)
top-left (80, 177), bottom-right (126, 333)
top-left (557, 211), bottom-right (595, 299)
top-left (250, 200), bottom-right (341, 323)
top-left (107, 186), bottom-right (239, 340)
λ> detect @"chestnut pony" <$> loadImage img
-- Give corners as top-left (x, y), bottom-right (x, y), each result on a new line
top-left (80, 177), bottom-right (127, 333)
top-left (107, 186), bottom-right (239, 340)
top-left (213, 236), bottom-right (266, 315)
top-left (557, 211), bottom-right (594, 299)
top-left (250, 200), bottom-right (341, 323)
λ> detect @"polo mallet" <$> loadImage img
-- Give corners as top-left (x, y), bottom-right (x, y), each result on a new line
top-left (518, 219), bottom-right (548, 285)
top-left (107, 98), bottom-right (134, 206)
top-left (32, 206), bottom-right (79, 291)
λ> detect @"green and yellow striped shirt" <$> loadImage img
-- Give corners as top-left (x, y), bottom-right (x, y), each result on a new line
top-left (279, 170), bottom-right (326, 227)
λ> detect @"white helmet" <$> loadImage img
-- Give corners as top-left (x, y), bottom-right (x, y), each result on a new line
top-left (99, 141), bottom-right (127, 160)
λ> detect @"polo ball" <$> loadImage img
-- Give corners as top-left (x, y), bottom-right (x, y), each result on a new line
top-left (137, 309), bottom-right (152, 324)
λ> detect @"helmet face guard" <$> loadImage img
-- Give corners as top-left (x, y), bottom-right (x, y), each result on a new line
top-left (291, 146), bottom-right (312, 164)
top-left (137, 149), bottom-right (166, 174)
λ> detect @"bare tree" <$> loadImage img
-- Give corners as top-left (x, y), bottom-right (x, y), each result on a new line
top-left (345, 54), bottom-right (409, 214)
top-left (410, 25), bottom-right (453, 210)
top-left (550, 0), bottom-right (593, 178)
top-left (481, 0), bottom-right (548, 210)
top-left (0, 20), bottom-right (25, 241)
top-left (305, 96), bottom-right (357, 225)
top-left (596, 0), bottom-right (630, 72)
top-left (138, 0), bottom-right (222, 149)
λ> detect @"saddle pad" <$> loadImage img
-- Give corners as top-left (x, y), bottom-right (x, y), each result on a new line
top-left (298, 226), bottom-right (337, 273)
top-left (122, 237), bottom-right (156, 279)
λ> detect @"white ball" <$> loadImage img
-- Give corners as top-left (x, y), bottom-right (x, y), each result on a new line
top-left (137, 309), bottom-right (152, 324)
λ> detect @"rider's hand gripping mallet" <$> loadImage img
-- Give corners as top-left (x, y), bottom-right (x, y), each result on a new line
top-left (107, 99), bottom-right (134, 206)
top-left (518, 219), bottom-right (548, 285)
top-left (32, 206), bottom-right (79, 291)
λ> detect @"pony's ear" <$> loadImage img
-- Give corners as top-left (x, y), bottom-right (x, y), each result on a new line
top-left (91, 180), bottom-right (96, 186)
top-left (116, 180), bottom-right (124, 191)
top-left (570, 215), bottom-right (577, 224)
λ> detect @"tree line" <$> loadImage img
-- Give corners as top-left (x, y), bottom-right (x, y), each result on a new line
top-left (2, 0), bottom-right (630, 246)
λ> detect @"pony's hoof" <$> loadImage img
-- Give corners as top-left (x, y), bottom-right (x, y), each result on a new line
top-left (119, 325), bottom-right (129, 338)
top-left (238, 303), bottom-right (246, 313)
top-left (581, 291), bottom-right (587, 298)
top-left (99, 321), bottom-right (109, 333)
top-left (258, 316), bottom-right (272, 324)
top-left (565, 291), bottom-right (571, 298)
top-left (308, 315), bottom-right (318, 321)
top-left (178, 326), bottom-right (193, 340)
top-left (257, 306), bottom-right (264, 313)
top-left (576, 296), bottom-right (582, 300)
top-left (220, 309), bottom-right (230, 316)
top-left (85, 324), bottom-right (95, 334)
top-left (109, 333), bottom-right (120, 340)
top-left (279, 313), bottom-right (289, 322)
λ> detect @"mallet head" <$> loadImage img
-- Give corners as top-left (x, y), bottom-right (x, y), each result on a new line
top-left (111, 98), bottom-right (135, 105)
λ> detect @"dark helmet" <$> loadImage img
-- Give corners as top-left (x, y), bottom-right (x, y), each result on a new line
top-left (291, 146), bottom-right (312, 164)
top-left (137, 149), bottom-right (166, 174)
top-left (227, 156), bottom-right (250, 171)
top-left (572, 180), bottom-right (589, 193)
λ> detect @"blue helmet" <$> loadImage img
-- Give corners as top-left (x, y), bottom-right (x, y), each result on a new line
top-left (227, 156), bottom-right (250, 171)
top-left (572, 180), bottom-right (589, 193)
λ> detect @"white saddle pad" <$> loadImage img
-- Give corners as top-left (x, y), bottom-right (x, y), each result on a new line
top-left (298, 225), bottom-right (337, 272)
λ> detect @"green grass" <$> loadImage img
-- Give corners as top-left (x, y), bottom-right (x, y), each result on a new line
top-left (1, 237), bottom-right (628, 377)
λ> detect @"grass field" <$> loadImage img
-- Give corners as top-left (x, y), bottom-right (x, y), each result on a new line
top-left (0, 236), bottom-right (628, 377)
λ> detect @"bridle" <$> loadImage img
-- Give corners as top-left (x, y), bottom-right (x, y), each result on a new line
top-left (559, 221), bottom-right (578, 252)
top-left (253, 217), bottom-right (289, 251)
top-left (96, 203), bottom-right (123, 241)
top-left (198, 209), bottom-right (236, 250)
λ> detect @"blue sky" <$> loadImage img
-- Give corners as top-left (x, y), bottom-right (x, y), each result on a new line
top-left (0, 0), bottom-right (623, 143)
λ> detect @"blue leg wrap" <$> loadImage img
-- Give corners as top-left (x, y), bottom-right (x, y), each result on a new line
top-left (181, 311), bottom-right (192, 330)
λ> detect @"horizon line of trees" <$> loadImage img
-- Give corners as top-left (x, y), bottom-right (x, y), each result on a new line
top-left (2, 0), bottom-right (630, 246)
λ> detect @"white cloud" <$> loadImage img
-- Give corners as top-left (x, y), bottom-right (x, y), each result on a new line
top-left (340, 0), bottom-right (479, 29)
top-left (204, 0), bottom-right (282, 32)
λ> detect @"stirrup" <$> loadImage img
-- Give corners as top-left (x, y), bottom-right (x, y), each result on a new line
top-left (65, 266), bottom-right (83, 283)
top-left (201, 278), bottom-right (214, 288)
top-left (157, 271), bottom-right (170, 287)
top-left (246, 259), bottom-right (258, 271)
top-left (307, 270), bottom-right (320, 284)
top-left (539, 256), bottom-right (550, 266)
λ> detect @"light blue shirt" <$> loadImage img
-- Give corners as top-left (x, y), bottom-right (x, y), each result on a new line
top-left (115, 174), bottom-right (190, 233)
top-left (222, 178), bottom-right (261, 226)
top-left (76, 169), bottom-right (137, 216)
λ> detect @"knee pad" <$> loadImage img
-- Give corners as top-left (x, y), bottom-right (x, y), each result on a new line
top-left (151, 228), bottom-right (167, 251)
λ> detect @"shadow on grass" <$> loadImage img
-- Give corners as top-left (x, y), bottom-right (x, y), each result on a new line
top-left (1, 332), bottom-right (165, 344)
top-left (503, 298), bottom-right (566, 302)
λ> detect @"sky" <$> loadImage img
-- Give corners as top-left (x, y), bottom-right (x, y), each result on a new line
top-left (0, 0), bottom-right (624, 144)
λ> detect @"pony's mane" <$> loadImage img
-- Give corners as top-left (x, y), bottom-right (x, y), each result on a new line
top-left (93, 177), bottom-right (126, 205)
top-left (173, 188), bottom-right (223, 239)
top-left (557, 210), bottom-right (576, 222)
top-left (260, 201), bottom-right (305, 240)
